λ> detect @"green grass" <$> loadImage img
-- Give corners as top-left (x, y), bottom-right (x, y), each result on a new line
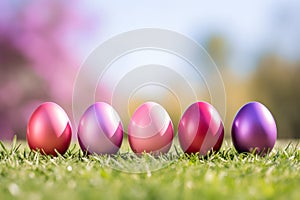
top-left (0, 139), bottom-right (299, 200)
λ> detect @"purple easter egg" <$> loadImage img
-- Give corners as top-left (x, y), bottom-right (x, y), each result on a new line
top-left (77, 102), bottom-right (123, 155)
top-left (128, 102), bottom-right (174, 154)
top-left (232, 102), bottom-right (277, 154)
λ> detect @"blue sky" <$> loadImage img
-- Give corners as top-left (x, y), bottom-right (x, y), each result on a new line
top-left (78, 0), bottom-right (300, 74)
top-left (2, 0), bottom-right (299, 74)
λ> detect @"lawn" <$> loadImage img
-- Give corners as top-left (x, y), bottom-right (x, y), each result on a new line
top-left (0, 138), bottom-right (299, 200)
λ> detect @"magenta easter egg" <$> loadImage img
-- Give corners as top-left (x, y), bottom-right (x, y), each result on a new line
top-left (178, 102), bottom-right (224, 156)
top-left (27, 102), bottom-right (72, 156)
top-left (128, 102), bottom-right (174, 154)
top-left (232, 102), bottom-right (277, 154)
top-left (77, 102), bottom-right (123, 155)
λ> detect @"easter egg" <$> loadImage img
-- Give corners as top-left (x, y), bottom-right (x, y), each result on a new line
top-left (128, 102), bottom-right (174, 154)
top-left (178, 102), bottom-right (224, 156)
top-left (27, 102), bottom-right (72, 156)
top-left (77, 102), bottom-right (123, 155)
top-left (231, 102), bottom-right (277, 154)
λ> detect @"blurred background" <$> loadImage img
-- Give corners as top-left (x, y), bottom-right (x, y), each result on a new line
top-left (1, 0), bottom-right (300, 140)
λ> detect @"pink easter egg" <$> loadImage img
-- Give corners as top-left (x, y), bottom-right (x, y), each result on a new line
top-left (27, 102), bottom-right (72, 156)
top-left (178, 102), bottom-right (224, 156)
top-left (77, 102), bottom-right (123, 155)
top-left (128, 102), bottom-right (174, 154)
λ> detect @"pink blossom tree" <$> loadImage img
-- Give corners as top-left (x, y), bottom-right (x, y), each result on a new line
top-left (0, 0), bottom-right (94, 140)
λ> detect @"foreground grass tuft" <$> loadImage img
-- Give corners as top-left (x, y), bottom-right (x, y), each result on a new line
top-left (0, 139), bottom-right (299, 200)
